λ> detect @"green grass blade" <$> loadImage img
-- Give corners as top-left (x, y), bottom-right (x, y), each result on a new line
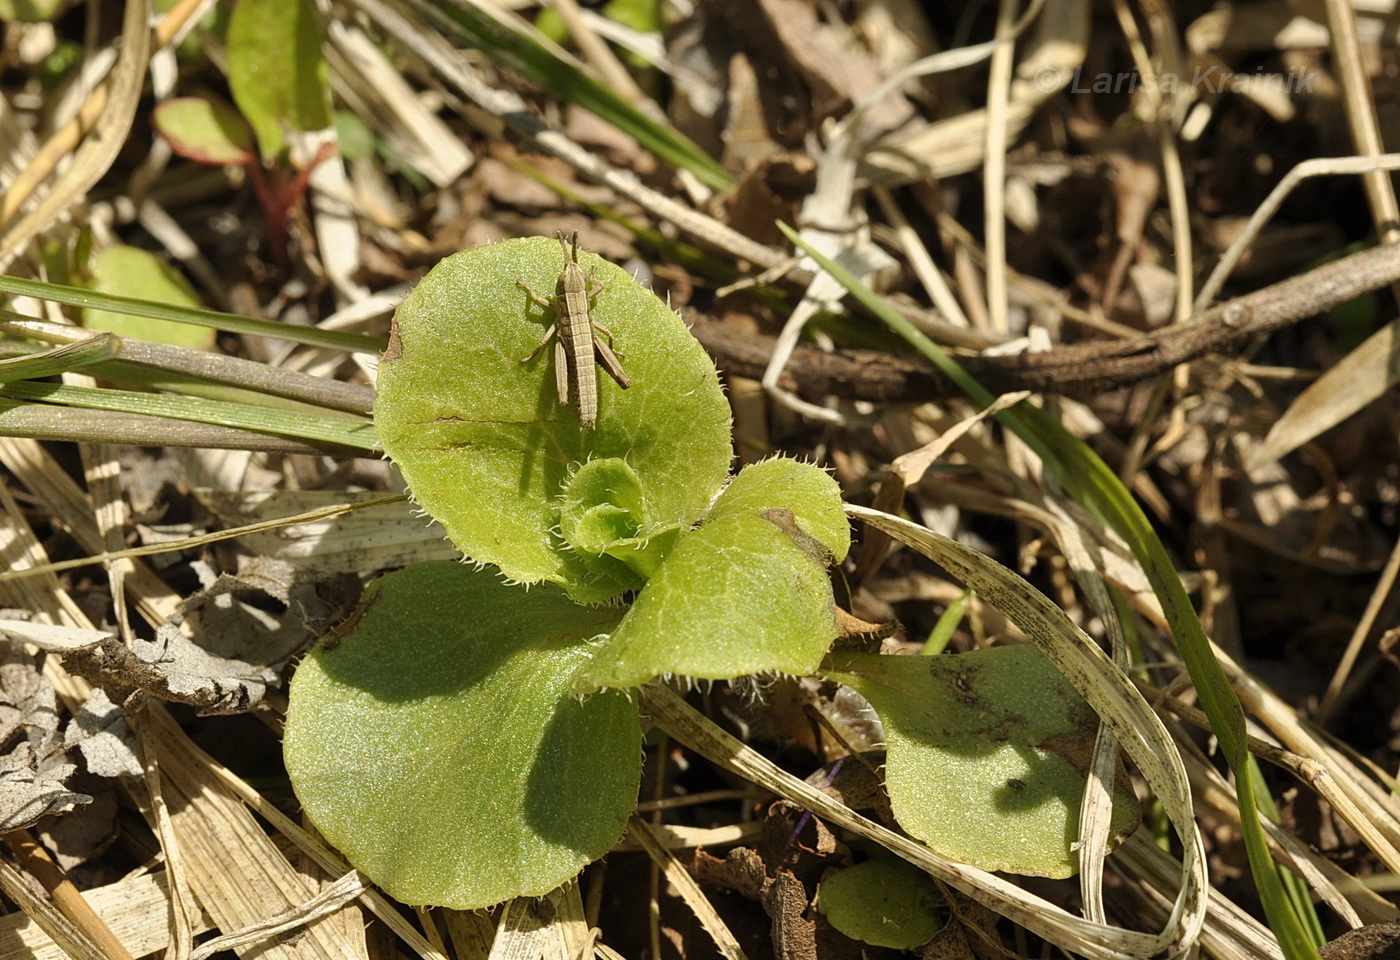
top-left (0, 275), bottom-right (385, 354)
top-left (923, 588), bottom-right (970, 656)
top-left (408, 0), bottom-right (730, 191)
top-left (0, 380), bottom-right (377, 450)
top-left (1250, 761), bottom-right (1327, 947)
top-left (779, 222), bottom-right (1321, 960)
top-left (0, 335), bottom-right (119, 381)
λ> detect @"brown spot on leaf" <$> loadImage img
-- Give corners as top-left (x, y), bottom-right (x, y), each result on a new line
top-left (1038, 731), bottom-right (1095, 775)
top-left (322, 588), bottom-right (383, 651)
top-left (382, 321), bottom-right (402, 363)
top-left (762, 507), bottom-right (833, 564)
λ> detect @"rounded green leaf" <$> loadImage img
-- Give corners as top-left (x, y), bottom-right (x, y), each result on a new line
top-left (822, 645), bottom-right (1140, 879)
top-left (153, 97), bottom-right (257, 166)
top-left (81, 246), bottom-right (216, 350)
top-left (284, 561), bottom-right (640, 908)
top-left (575, 458), bottom-right (850, 691)
top-left (226, 0), bottom-right (332, 158)
top-left (375, 237), bottom-right (732, 603)
top-left (817, 857), bottom-right (946, 949)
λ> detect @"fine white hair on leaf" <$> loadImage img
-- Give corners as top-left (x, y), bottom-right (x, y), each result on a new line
top-left (455, 555), bottom-right (491, 573)
top-left (728, 674), bottom-right (776, 706)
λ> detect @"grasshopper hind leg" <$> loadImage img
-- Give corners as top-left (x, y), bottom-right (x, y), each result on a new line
top-left (553, 338), bottom-right (570, 406)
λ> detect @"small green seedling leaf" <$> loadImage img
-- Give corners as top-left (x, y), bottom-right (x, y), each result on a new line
top-left (81, 246), bottom-right (216, 350)
top-left (153, 97), bottom-right (257, 166)
top-left (557, 457), bottom-right (682, 586)
top-left (226, 0), bottom-right (332, 158)
top-left (374, 237), bottom-right (732, 603)
top-left (284, 561), bottom-right (640, 909)
top-left (38, 39), bottom-right (82, 89)
top-left (823, 644), bottom-right (1140, 879)
top-left (817, 856), bottom-right (946, 949)
top-left (575, 458), bottom-right (850, 691)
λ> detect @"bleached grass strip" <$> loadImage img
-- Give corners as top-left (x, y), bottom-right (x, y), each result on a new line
top-left (612, 822), bottom-right (758, 851)
top-left (0, 869), bottom-right (210, 960)
top-left (188, 871), bottom-right (371, 960)
top-left (136, 713), bottom-right (195, 960)
top-left (148, 706), bottom-right (371, 960)
top-left (324, 21), bottom-right (472, 188)
top-left (1115, 833), bottom-right (1283, 960)
top-left (1196, 154), bottom-right (1400, 310)
top-left (0, 493), bottom-right (409, 584)
top-left (0, 0), bottom-right (149, 266)
top-left (1146, 668), bottom-right (1400, 884)
top-left (488, 884), bottom-right (594, 960)
top-left (0, 858), bottom-right (110, 960)
top-left (628, 817), bottom-right (748, 960)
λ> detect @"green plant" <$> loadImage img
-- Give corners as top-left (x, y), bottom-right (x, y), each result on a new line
top-left (283, 237), bottom-right (1142, 909)
top-left (151, 0), bottom-right (333, 270)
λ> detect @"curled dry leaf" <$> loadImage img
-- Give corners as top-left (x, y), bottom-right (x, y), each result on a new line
top-left (63, 689), bottom-right (141, 780)
top-left (140, 565), bottom-right (308, 713)
top-left (0, 651), bottom-right (88, 832)
top-left (16, 563), bottom-right (315, 715)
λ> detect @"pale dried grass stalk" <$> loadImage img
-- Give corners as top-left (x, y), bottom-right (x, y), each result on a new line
top-left (187, 870), bottom-right (372, 960)
top-left (628, 816), bottom-right (748, 960)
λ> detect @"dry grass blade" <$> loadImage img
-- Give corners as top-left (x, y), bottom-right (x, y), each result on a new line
top-left (626, 816), bottom-right (748, 960)
top-left (187, 739), bottom-right (451, 960)
top-left (0, 858), bottom-right (110, 960)
top-left (983, 0), bottom-right (1020, 334)
top-left (1249, 319), bottom-right (1400, 469)
top-left (0, 870), bottom-right (212, 959)
top-left (0, 492), bottom-right (410, 584)
top-left (145, 706), bottom-right (371, 960)
top-left (0, 435), bottom-right (380, 958)
top-left (324, 21), bottom-right (472, 188)
top-left (488, 883), bottom-right (593, 960)
top-left (1, 1), bottom-right (1396, 956)
top-left (1321, 0), bottom-right (1400, 241)
top-left (0, 0), bottom-right (151, 264)
top-left (352, 0), bottom-right (781, 270)
top-left (134, 711), bottom-right (194, 960)
top-left (863, 0), bottom-right (1088, 183)
top-left (187, 871), bottom-right (372, 960)
top-left (1114, 834), bottom-right (1284, 960)
top-left (852, 390), bottom-right (1029, 586)
top-left (1195, 155), bottom-right (1400, 310)
top-left (1318, 535), bottom-right (1400, 723)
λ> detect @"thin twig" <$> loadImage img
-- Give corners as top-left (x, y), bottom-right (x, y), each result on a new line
top-left (693, 241), bottom-right (1400, 404)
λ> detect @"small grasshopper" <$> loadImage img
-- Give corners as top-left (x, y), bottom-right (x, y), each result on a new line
top-left (517, 232), bottom-right (630, 429)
